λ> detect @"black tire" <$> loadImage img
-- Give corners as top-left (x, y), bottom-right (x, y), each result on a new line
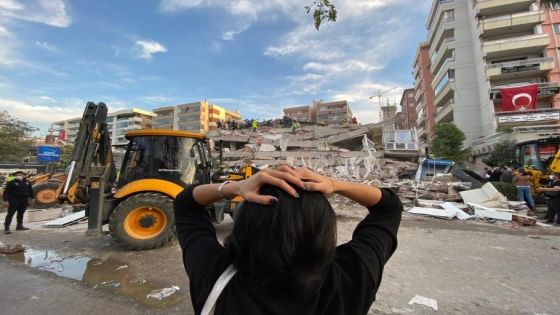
top-left (109, 193), bottom-right (174, 250)
top-left (33, 182), bottom-right (61, 209)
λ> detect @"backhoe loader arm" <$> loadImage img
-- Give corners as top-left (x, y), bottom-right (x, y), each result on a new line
top-left (551, 148), bottom-right (560, 173)
top-left (59, 102), bottom-right (116, 204)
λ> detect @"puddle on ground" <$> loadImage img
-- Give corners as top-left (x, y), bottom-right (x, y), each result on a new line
top-left (0, 245), bottom-right (182, 307)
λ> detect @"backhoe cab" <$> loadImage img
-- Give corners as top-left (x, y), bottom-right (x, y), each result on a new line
top-left (106, 129), bottom-right (212, 250)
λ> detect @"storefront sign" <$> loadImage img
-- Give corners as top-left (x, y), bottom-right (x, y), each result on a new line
top-left (497, 112), bottom-right (560, 123)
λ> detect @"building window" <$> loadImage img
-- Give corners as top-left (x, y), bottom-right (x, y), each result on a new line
top-left (443, 9), bottom-right (454, 22)
top-left (554, 23), bottom-right (560, 33)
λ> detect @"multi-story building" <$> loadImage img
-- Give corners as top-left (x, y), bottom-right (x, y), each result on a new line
top-left (413, 42), bottom-right (437, 146)
top-left (283, 100), bottom-right (353, 125)
top-left (283, 105), bottom-right (312, 122)
top-left (395, 112), bottom-right (407, 129)
top-left (416, 0), bottom-right (560, 154)
top-left (399, 88), bottom-right (417, 129)
top-left (153, 101), bottom-right (241, 132)
top-left (51, 108), bottom-right (156, 146)
top-left (380, 103), bottom-right (397, 122)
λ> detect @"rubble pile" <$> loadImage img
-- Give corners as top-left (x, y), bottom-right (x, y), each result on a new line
top-left (208, 125), bottom-right (538, 227)
top-left (209, 124), bottom-right (417, 182)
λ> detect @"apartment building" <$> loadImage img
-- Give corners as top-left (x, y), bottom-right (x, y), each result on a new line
top-left (283, 105), bottom-right (312, 122)
top-left (413, 43), bottom-right (436, 146)
top-left (153, 101), bottom-right (241, 132)
top-left (312, 100), bottom-right (353, 125)
top-left (399, 88), bottom-right (418, 129)
top-left (416, 0), bottom-right (560, 153)
top-left (283, 100), bottom-right (353, 125)
top-left (51, 108), bottom-right (156, 146)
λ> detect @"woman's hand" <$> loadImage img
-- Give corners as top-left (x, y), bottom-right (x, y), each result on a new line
top-left (294, 167), bottom-right (337, 194)
top-left (228, 165), bottom-right (306, 205)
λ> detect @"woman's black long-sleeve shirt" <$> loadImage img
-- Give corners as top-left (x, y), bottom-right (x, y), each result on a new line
top-left (174, 186), bottom-right (402, 315)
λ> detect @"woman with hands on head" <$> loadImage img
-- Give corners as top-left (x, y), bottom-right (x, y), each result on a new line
top-left (174, 165), bottom-right (403, 315)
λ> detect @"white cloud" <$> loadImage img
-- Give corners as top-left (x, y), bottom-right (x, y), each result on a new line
top-left (0, 0), bottom-right (71, 27)
top-left (135, 40), bottom-right (168, 59)
top-left (0, 98), bottom-right (84, 124)
top-left (35, 40), bottom-right (57, 51)
top-left (39, 96), bottom-right (55, 102)
top-left (142, 95), bottom-right (174, 103)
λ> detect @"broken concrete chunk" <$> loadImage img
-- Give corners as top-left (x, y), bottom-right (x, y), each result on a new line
top-left (258, 144), bottom-right (276, 152)
top-left (408, 207), bottom-right (457, 219)
top-left (408, 295), bottom-right (438, 311)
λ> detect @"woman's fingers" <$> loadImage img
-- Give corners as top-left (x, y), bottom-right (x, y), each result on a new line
top-left (265, 169), bottom-right (305, 189)
top-left (244, 191), bottom-right (277, 205)
top-left (261, 173), bottom-right (299, 197)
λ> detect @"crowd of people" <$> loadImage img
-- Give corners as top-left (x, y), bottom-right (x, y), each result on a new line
top-left (215, 116), bottom-right (302, 132)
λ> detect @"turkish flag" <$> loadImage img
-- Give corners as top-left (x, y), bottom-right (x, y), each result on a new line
top-left (500, 84), bottom-right (538, 112)
top-left (59, 129), bottom-right (66, 141)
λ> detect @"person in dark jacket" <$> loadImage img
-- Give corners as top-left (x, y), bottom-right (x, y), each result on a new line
top-left (540, 173), bottom-right (560, 224)
top-left (3, 171), bottom-right (34, 234)
top-left (174, 165), bottom-right (402, 315)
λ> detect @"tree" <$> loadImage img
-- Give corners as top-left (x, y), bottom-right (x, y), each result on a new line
top-left (483, 139), bottom-right (517, 167)
top-left (59, 144), bottom-right (75, 167)
top-left (305, 0), bottom-right (337, 30)
top-left (0, 112), bottom-right (38, 162)
top-left (431, 123), bottom-right (470, 163)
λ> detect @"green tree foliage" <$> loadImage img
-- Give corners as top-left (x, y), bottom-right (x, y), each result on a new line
top-left (482, 140), bottom-right (517, 167)
top-left (59, 144), bottom-right (75, 166)
top-left (431, 123), bottom-right (470, 163)
top-left (305, 0), bottom-right (337, 30)
top-left (0, 112), bottom-right (38, 162)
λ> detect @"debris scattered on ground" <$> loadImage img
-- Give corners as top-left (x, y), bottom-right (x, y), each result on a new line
top-left (44, 210), bottom-right (86, 228)
top-left (115, 265), bottom-right (128, 270)
top-left (209, 125), bottom-right (544, 228)
top-left (408, 295), bottom-right (438, 311)
top-left (0, 244), bottom-right (25, 254)
top-left (147, 285), bottom-right (180, 300)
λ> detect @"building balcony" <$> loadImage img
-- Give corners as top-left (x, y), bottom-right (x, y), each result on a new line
top-left (415, 89), bottom-right (424, 104)
top-left (435, 99), bottom-right (454, 123)
top-left (431, 38), bottom-right (455, 74)
top-left (480, 11), bottom-right (544, 38)
top-left (486, 57), bottom-right (553, 80)
top-left (429, 22), bottom-right (454, 57)
top-left (490, 82), bottom-right (560, 100)
top-left (432, 58), bottom-right (454, 90)
top-left (427, 0), bottom-right (455, 37)
top-left (434, 79), bottom-right (454, 108)
top-left (483, 34), bottom-right (549, 59)
top-left (495, 107), bottom-right (560, 127)
top-left (476, 0), bottom-right (535, 16)
top-left (418, 127), bottom-right (426, 139)
top-left (418, 114), bottom-right (427, 127)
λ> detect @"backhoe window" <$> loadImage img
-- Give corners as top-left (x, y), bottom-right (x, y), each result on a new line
top-left (119, 136), bottom-right (205, 186)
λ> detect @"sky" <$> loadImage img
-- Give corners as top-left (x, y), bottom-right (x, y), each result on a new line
top-left (0, 0), bottom-right (432, 134)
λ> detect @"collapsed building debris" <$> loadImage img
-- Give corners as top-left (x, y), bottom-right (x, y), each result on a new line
top-left (208, 124), bottom-right (539, 227)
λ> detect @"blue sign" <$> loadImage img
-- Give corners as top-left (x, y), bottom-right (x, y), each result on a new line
top-left (37, 146), bottom-right (61, 163)
top-left (425, 159), bottom-right (454, 166)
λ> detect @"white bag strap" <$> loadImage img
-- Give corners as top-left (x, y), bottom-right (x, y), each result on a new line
top-left (201, 264), bottom-right (238, 315)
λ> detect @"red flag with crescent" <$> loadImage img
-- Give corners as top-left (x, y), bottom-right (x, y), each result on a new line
top-left (500, 84), bottom-right (538, 112)
top-left (59, 129), bottom-right (66, 141)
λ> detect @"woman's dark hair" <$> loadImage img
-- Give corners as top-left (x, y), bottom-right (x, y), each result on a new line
top-left (225, 184), bottom-right (337, 297)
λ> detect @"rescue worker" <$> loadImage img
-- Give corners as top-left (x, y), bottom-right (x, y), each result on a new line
top-left (251, 119), bottom-right (258, 132)
top-left (3, 171), bottom-right (34, 234)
